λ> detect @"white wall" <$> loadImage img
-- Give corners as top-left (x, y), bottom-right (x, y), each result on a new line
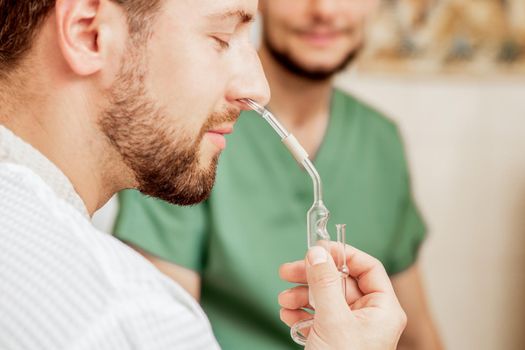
top-left (336, 71), bottom-right (525, 350)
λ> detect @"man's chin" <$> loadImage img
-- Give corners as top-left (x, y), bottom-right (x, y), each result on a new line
top-left (265, 35), bottom-right (361, 81)
top-left (142, 156), bottom-right (219, 207)
top-left (142, 175), bottom-right (216, 206)
top-left (291, 55), bottom-right (358, 80)
top-left (163, 189), bottom-right (213, 206)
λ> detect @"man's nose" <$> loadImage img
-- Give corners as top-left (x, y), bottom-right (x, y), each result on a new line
top-left (227, 49), bottom-right (271, 109)
top-left (310, 0), bottom-right (338, 21)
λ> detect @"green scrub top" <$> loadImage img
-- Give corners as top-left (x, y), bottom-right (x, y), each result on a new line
top-left (113, 88), bottom-right (426, 350)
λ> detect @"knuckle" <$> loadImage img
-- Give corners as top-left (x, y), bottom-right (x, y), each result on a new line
top-left (370, 256), bottom-right (383, 268)
top-left (289, 290), bottom-right (303, 307)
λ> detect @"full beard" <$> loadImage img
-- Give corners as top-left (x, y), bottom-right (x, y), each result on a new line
top-left (99, 45), bottom-right (238, 206)
top-left (263, 27), bottom-right (362, 82)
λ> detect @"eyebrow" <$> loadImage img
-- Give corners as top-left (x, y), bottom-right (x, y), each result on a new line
top-left (207, 9), bottom-right (254, 24)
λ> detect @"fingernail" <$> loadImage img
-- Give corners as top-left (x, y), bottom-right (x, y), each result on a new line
top-left (308, 246), bottom-right (327, 266)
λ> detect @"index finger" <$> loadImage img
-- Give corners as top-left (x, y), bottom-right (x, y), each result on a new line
top-left (279, 243), bottom-right (395, 296)
top-left (344, 245), bottom-right (395, 295)
top-left (279, 260), bottom-right (305, 284)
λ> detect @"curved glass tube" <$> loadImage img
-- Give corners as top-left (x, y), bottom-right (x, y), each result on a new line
top-left (242, 99), bottom-right (346, 347)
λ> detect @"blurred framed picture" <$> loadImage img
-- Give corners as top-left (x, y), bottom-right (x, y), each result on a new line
top-left (358, 0), bottom-right (525, 75)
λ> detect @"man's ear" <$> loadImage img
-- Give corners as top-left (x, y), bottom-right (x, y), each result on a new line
top-left (55, 0), bottom-right (126, 76)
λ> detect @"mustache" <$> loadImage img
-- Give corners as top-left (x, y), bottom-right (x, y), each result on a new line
top-left (291, 24), bottom-right (353, 35)
top-left (199, 107), bottom-right (241, 136)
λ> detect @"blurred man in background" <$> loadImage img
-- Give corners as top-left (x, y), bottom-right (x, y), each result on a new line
top-left (115, 0), bottom-right (443, 349)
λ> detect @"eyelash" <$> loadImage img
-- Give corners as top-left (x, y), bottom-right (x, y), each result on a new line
top-left (213, 37), bottom-right (230, 50)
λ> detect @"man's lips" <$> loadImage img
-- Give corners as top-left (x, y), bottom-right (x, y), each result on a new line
top-left (205, 125), bottom-right (234, 150)
top-left (208, 126), bottom-right (234, 135)
top-left (296, 29), bottom-right (346, 47)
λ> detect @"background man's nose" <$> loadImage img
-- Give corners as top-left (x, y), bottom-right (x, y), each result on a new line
top-left (310, 0), bottom-right (338, 22)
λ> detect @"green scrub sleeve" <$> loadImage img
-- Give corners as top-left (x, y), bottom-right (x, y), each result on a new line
top-left (385, 129), bottom-right (427, 276)
top-left (113, 190), bottom-right (209, 273)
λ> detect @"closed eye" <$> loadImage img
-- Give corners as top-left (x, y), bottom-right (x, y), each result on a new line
top-left (212, 36), bottom-right (230, 50)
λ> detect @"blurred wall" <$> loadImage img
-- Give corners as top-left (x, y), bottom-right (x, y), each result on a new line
top-left (336, 71), bottom-right (525, 350)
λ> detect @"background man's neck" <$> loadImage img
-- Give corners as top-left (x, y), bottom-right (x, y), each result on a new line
top-left (258, 45), bottom-right (333, 128)
top-left (258, 45), bottom-right (333, 158)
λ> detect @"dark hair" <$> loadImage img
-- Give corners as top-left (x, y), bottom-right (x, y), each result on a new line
top-left (0, 0), bottom-right (160, 72)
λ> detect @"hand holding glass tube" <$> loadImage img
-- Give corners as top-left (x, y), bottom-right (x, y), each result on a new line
top-left (279, 243), bottom-right (407, 350)
top-left (243, 99), bottom-right (406, 349)
top-left (243, 98), bottom-right (350, 344)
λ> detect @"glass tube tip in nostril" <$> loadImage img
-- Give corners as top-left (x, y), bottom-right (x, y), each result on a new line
top-left (240, 98), bottom-right (266, 115)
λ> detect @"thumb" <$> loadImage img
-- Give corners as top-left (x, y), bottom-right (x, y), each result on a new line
top-left (306, 246), bottom-right (349, 316)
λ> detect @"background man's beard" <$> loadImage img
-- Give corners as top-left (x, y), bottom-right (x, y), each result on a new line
top-left (99, 51), bottom-right (236, 206)
top-left (263, 30), bottom-right (361, 82)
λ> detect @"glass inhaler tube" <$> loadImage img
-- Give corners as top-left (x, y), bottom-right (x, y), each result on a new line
top-left (242, 99), bottom-right (349, 346)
